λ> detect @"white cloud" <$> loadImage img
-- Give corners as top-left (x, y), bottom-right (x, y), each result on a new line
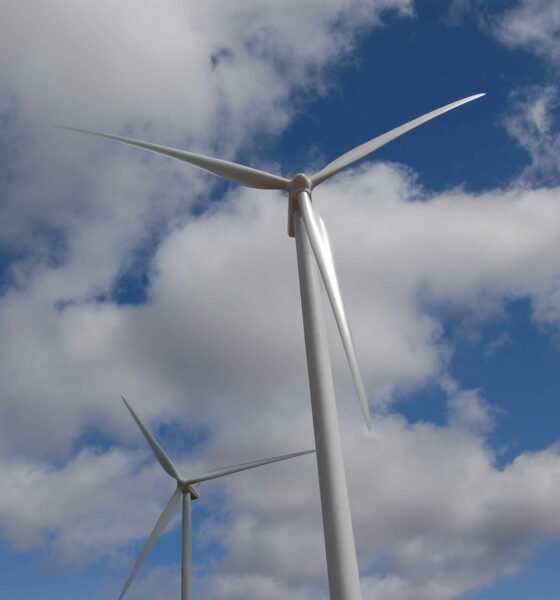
top-left (491, 0), bottom-right (560, 66)
top-left (3, 157), bottom-right (560, 599)
top-left (345, 419), bottom-right (560, 600)
top-left (0, 447), bottom-right (164, 561)
top-left (192, 415), bottom-right (560, 600)
top-left (442, 377), bottom-right (495, 434)
top-left (0, 0), bottom-right (415, 290)
top-left (447, 0), bottom-right (560, 68)
top-left (0, 0), bottom-right (416, 460)
top-left (446, 2), bottom-right (560, 189)
top-left (503, 86), bottom-right (560, 185)
top-left (0, 0), bottom-right (415, 146)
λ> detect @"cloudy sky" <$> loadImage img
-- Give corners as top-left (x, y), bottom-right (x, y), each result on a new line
top-left (1, 1), bottom-right (560, 599)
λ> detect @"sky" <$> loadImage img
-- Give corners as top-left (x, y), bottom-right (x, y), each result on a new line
top-left (1, 0), bottom-right (560, 598)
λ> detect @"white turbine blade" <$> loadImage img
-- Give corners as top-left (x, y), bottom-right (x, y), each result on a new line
top-left (119, 488), bottom-right (181, 600)
top-left (60, 127), bottom-right (290, 191)
top-left (188, 449), bottom-right (315, 484)
top-left (297, 193), bottom-right (372, 430)
top-left (121, 396), bottom-right (181, 481)
top-left (311, 93), bottom-right (485, 186)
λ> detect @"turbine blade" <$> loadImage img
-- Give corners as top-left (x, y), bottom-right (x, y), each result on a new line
top-left (121, 396), bottom-right (181, 481)
top-left (188, 449), bottom-right (315, 484)
top-left (60, 127), bottom-right (290, 191)
top-left (310, 93), bottom-right (485, 186)
top-left (119, 488), bottom-right (181, 600)
top-left (297, 192), bottom-right (372, 430)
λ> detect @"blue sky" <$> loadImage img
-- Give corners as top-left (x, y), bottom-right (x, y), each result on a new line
top-left (1, 1), bottom-right (560, 599)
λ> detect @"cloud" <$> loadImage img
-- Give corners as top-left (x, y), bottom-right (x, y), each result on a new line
top-left (490, 0), bottom-right (560, 66)
top-left (445, 0), bottom-right (560, 69)
top-left (346, 419), bottom-right (560, 599)
top-left (3, 160), bottom-right (560, 598)
top-left (3, 2), bottom-right (560, 599)
top-left (442, 376), bottom-right (495, 434)
top-left (193, 415), bottom-right (560, 600)
top-left (203, 573), bottom-right (315, 600)
top-left (0, 0), bottom-right (415, 285)
top-left (0, 0), bottom-right (415, 146)
top-left (0, 0), bottom-right (416, 460)
top-left (503, 85), bottom-right (560, 185)
top-left (0, 447), bottom-right (163, 562)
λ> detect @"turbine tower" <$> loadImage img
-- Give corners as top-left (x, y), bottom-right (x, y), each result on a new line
top-left (65, 93), bottom-right (484, 599)
top-left (120, 396), bottom-right (315, 600)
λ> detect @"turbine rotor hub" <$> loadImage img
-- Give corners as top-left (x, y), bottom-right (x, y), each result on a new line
top-left (289, 173), bottom-right (312, 196)
top-left (177, 480), bottom-right (200, 500)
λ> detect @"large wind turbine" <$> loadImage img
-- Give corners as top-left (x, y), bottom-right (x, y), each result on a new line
top-left (119, 396), bottom-right (315, 600)
top-left (64, 93), bottom-right (484, 599)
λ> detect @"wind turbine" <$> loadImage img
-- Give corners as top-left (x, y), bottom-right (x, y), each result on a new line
top-left (119, 395), bottom-right (315, 600)
top-left (64, 93), bottom-right (485, 599)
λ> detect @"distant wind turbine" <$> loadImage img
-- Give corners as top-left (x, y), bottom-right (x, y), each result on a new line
top-left (119, 396), bottom-right (315, 600)
top-left (64, 93), bottom-right (485, 599)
